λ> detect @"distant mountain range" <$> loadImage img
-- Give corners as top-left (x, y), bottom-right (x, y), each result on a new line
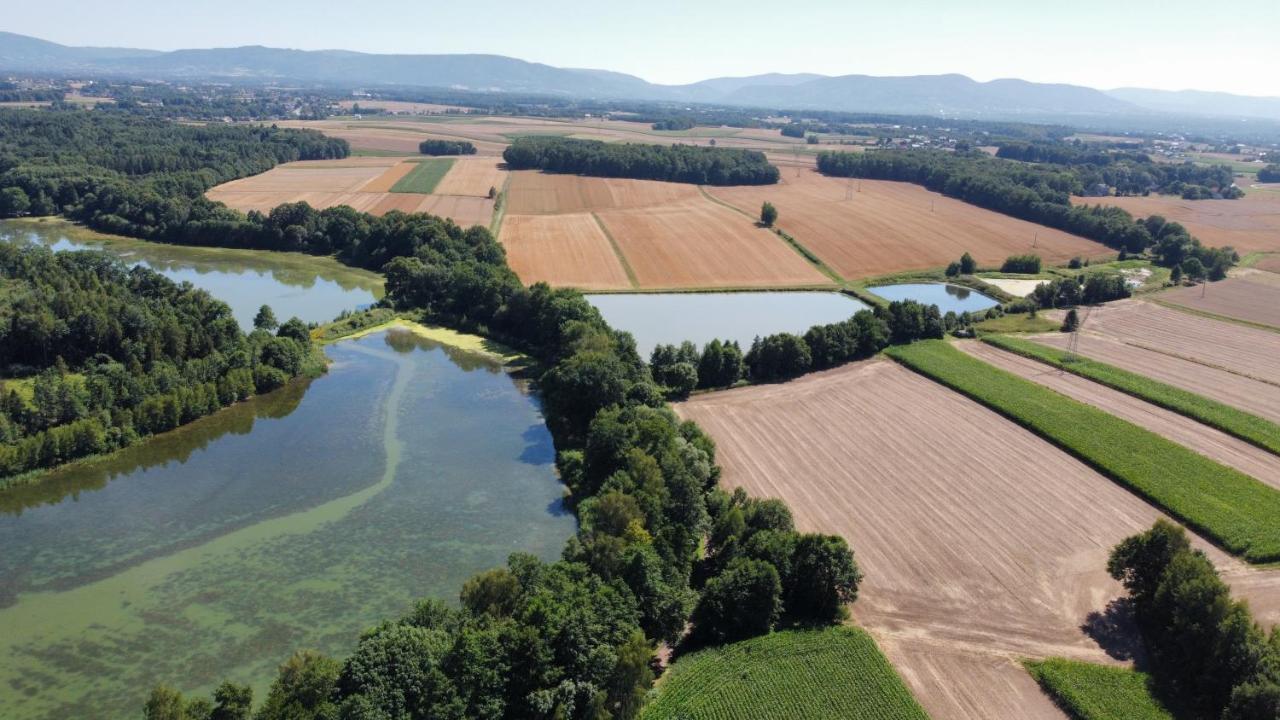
top-left (2, 31), bottom-right (1277, 121)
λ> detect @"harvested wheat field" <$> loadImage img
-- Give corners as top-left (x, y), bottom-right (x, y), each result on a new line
top-left (206, 158), bottom-right (495, 226)
top-left (676, 358), bottom-right (1278, 719)
top-left (500, 213), bottom-right (632, 290)
top-left (503, 171), bottom-right (700, 214)
top-left (276, 120), bottom-right (508, 156)
top-left (1076, 194), bottom-right (1280, 253)
top-left (1257, 255), bottom-right (1280, 273)
top-left (1159, 275), bottom-right (1280, 329)
top-left (958, 341), bottom-right (1280, 487)
top-left (707, 170), bottom-right (1110, 279)
top-left (337, 99), bottom-right (469, 114)
top-left (434, 158), bottom-right (508, 197)
top-left (595, 200), bottom-right (828, 289)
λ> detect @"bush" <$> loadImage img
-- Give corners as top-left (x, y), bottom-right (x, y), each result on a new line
top-left (418, 139), bottom-right (476, 155)
top-left (760, 201), bottom-right (778, 227)
top-left (1001, 254), bottom-right (1042, 273)
top-left (692, 557), bottom-right (782, 643)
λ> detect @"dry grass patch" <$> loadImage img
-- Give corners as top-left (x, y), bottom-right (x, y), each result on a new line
top-left (707, 171), bottom-right (1109, 279)
top-left (500, 213), bottom-right (632, 290)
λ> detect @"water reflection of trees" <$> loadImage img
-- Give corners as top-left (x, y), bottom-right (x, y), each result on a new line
top-left (381, 328), bottom-right (504, 375)
top-left (0, 379), bottom-right (310, 516)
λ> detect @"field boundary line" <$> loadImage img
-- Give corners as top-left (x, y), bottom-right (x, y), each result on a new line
top-left (590, 212), bottom-right (640, 289)
top-left (490, 173), bottom-right (513, 236)
top-left (885, 340), bottom-right (1280, 563)
top-left (696, 185), bottom-right (847, 283)
top-left (984, 334), bottom-right (1280, 458)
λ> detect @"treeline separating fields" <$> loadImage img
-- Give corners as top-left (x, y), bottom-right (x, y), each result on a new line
top-left (983, 334), bottom-right (1280, 456)
top-left (418, 139), bottom-right (476, 156)
top-left (640, 627), bottom-right (928, 720)
top-left (1025, 658), bottom-right (1173, 720)
top-left (503, 136), bottom-right (780, 185)
top-left (885, 340), bottom-right (1280, 562)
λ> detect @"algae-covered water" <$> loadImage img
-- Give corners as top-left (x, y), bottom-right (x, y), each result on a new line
top-left (0, 218), bottom-right (384, 329)
top-left (0, 329), bottom-right (573, 719)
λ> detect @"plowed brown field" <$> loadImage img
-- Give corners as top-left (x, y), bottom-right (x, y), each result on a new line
top-left (595, 200), bottom-right (828, 288)
top-left (676, 358), bottom-right (1279, 719)
top-left (503, 172), bottom-right (699, 214)
top-left (500, 213), bottom-right (632, 290)
top-left (706, 170), bottom-right (1110, 279)
top-left (1075, 193), bottom-right (1280, 253)
top-left (959, 340), bottom-right (1280, 487)
top-left (1159, 275), bottom-right (1280, 328)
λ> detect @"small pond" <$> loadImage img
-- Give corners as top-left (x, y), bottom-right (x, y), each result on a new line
top-left (868, 283), bottom-right (999, 315)
top-left (586, 291), bottom-right (869, 358)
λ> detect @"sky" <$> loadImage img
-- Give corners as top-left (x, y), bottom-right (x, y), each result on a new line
top-left (6, 0), bottom-right (1278, 96)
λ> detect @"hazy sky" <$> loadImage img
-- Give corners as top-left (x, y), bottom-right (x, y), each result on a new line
top-left (6, 0), bottom-right (1278, 96)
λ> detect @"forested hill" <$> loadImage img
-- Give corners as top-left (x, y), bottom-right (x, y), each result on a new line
top-left (0, 244), bottom-right (317, 479)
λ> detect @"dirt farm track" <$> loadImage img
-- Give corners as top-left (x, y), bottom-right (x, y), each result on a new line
top-left (676, 358), bottom-right (1279, 720)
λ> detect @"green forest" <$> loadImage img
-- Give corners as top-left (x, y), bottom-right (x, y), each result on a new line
top-left (0, 244), bottom-right (316, 479)
top-left (502, 136), bottom-right (780, 185)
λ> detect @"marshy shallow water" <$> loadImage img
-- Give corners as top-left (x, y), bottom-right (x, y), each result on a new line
top-left (0, 327), bottom-right (572, 717)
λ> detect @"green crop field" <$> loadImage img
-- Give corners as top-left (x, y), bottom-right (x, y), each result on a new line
top-left (983, 334), bottom-right (1280, 456)
top-left (1026, 658), bottom-right (1174, 720)
top-left (389, 158), bottom-right (454, 194)
top-left (885, 340), bottom-right (1280, 563)
top-left (641, 627), bottom-right (929, 720)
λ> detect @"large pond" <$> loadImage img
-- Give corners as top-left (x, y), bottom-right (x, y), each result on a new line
top-left (586, 291), bottom-right (869, 358)
top-left (868, 283), bottom-right (999, 314)
top-left (0, 219), bottom-right (384, 330)
top-left (0, 328), bottom-right (573, 719)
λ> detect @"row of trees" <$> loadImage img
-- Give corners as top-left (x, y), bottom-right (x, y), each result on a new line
top-left (996, 141), bottom-right (1240, 197)
top-left (0, 245), bottom-right (313, 477)
top-left (138, 212), bottom-right (862, 718)
top-left (1028, 274), bottom-right (1131, 309)
top-left (502, 137), bottom-right (780, 185)
top-left (815, 149), bottom-right (1237, 274)
top-left (418, 139), bottom-right (477, 155)
top-left (1259, 165), bottom-right (1280, 183)
top-left (1000, 254), bottom-right (1042, 273)
top-left (1108, 521), bottom-right (1279, 718)
top-left (646, 300), bottom-right (965, 397)
top-left (651, 118), bottom-right (695, 131)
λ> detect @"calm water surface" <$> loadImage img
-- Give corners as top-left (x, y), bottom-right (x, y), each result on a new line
top-left (0, 219), bottom-right (383, 329)
top-left (0, 328), bottom-right (572, 718)
top-left (587, 291), bottom-right (869, 357)
top-left (868, 283), bottom-right (999, 314)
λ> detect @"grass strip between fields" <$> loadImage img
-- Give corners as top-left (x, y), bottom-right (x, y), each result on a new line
top-left (1025, 658), bottom-right (1174, 720)
top-left (590, 212), bottom-right (640, 289)
top-left (389, 157), bottom-right (454, 194)
top-left (984, 334), bottom-right (1280, 457)
top-left (640, 626), bottom-right (929, 720)
top-left (885, 340), bottom-right (1280, 563)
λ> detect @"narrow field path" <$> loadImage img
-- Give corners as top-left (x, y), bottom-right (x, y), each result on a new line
top-left (958, 341), bottom-right (1280, 488)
